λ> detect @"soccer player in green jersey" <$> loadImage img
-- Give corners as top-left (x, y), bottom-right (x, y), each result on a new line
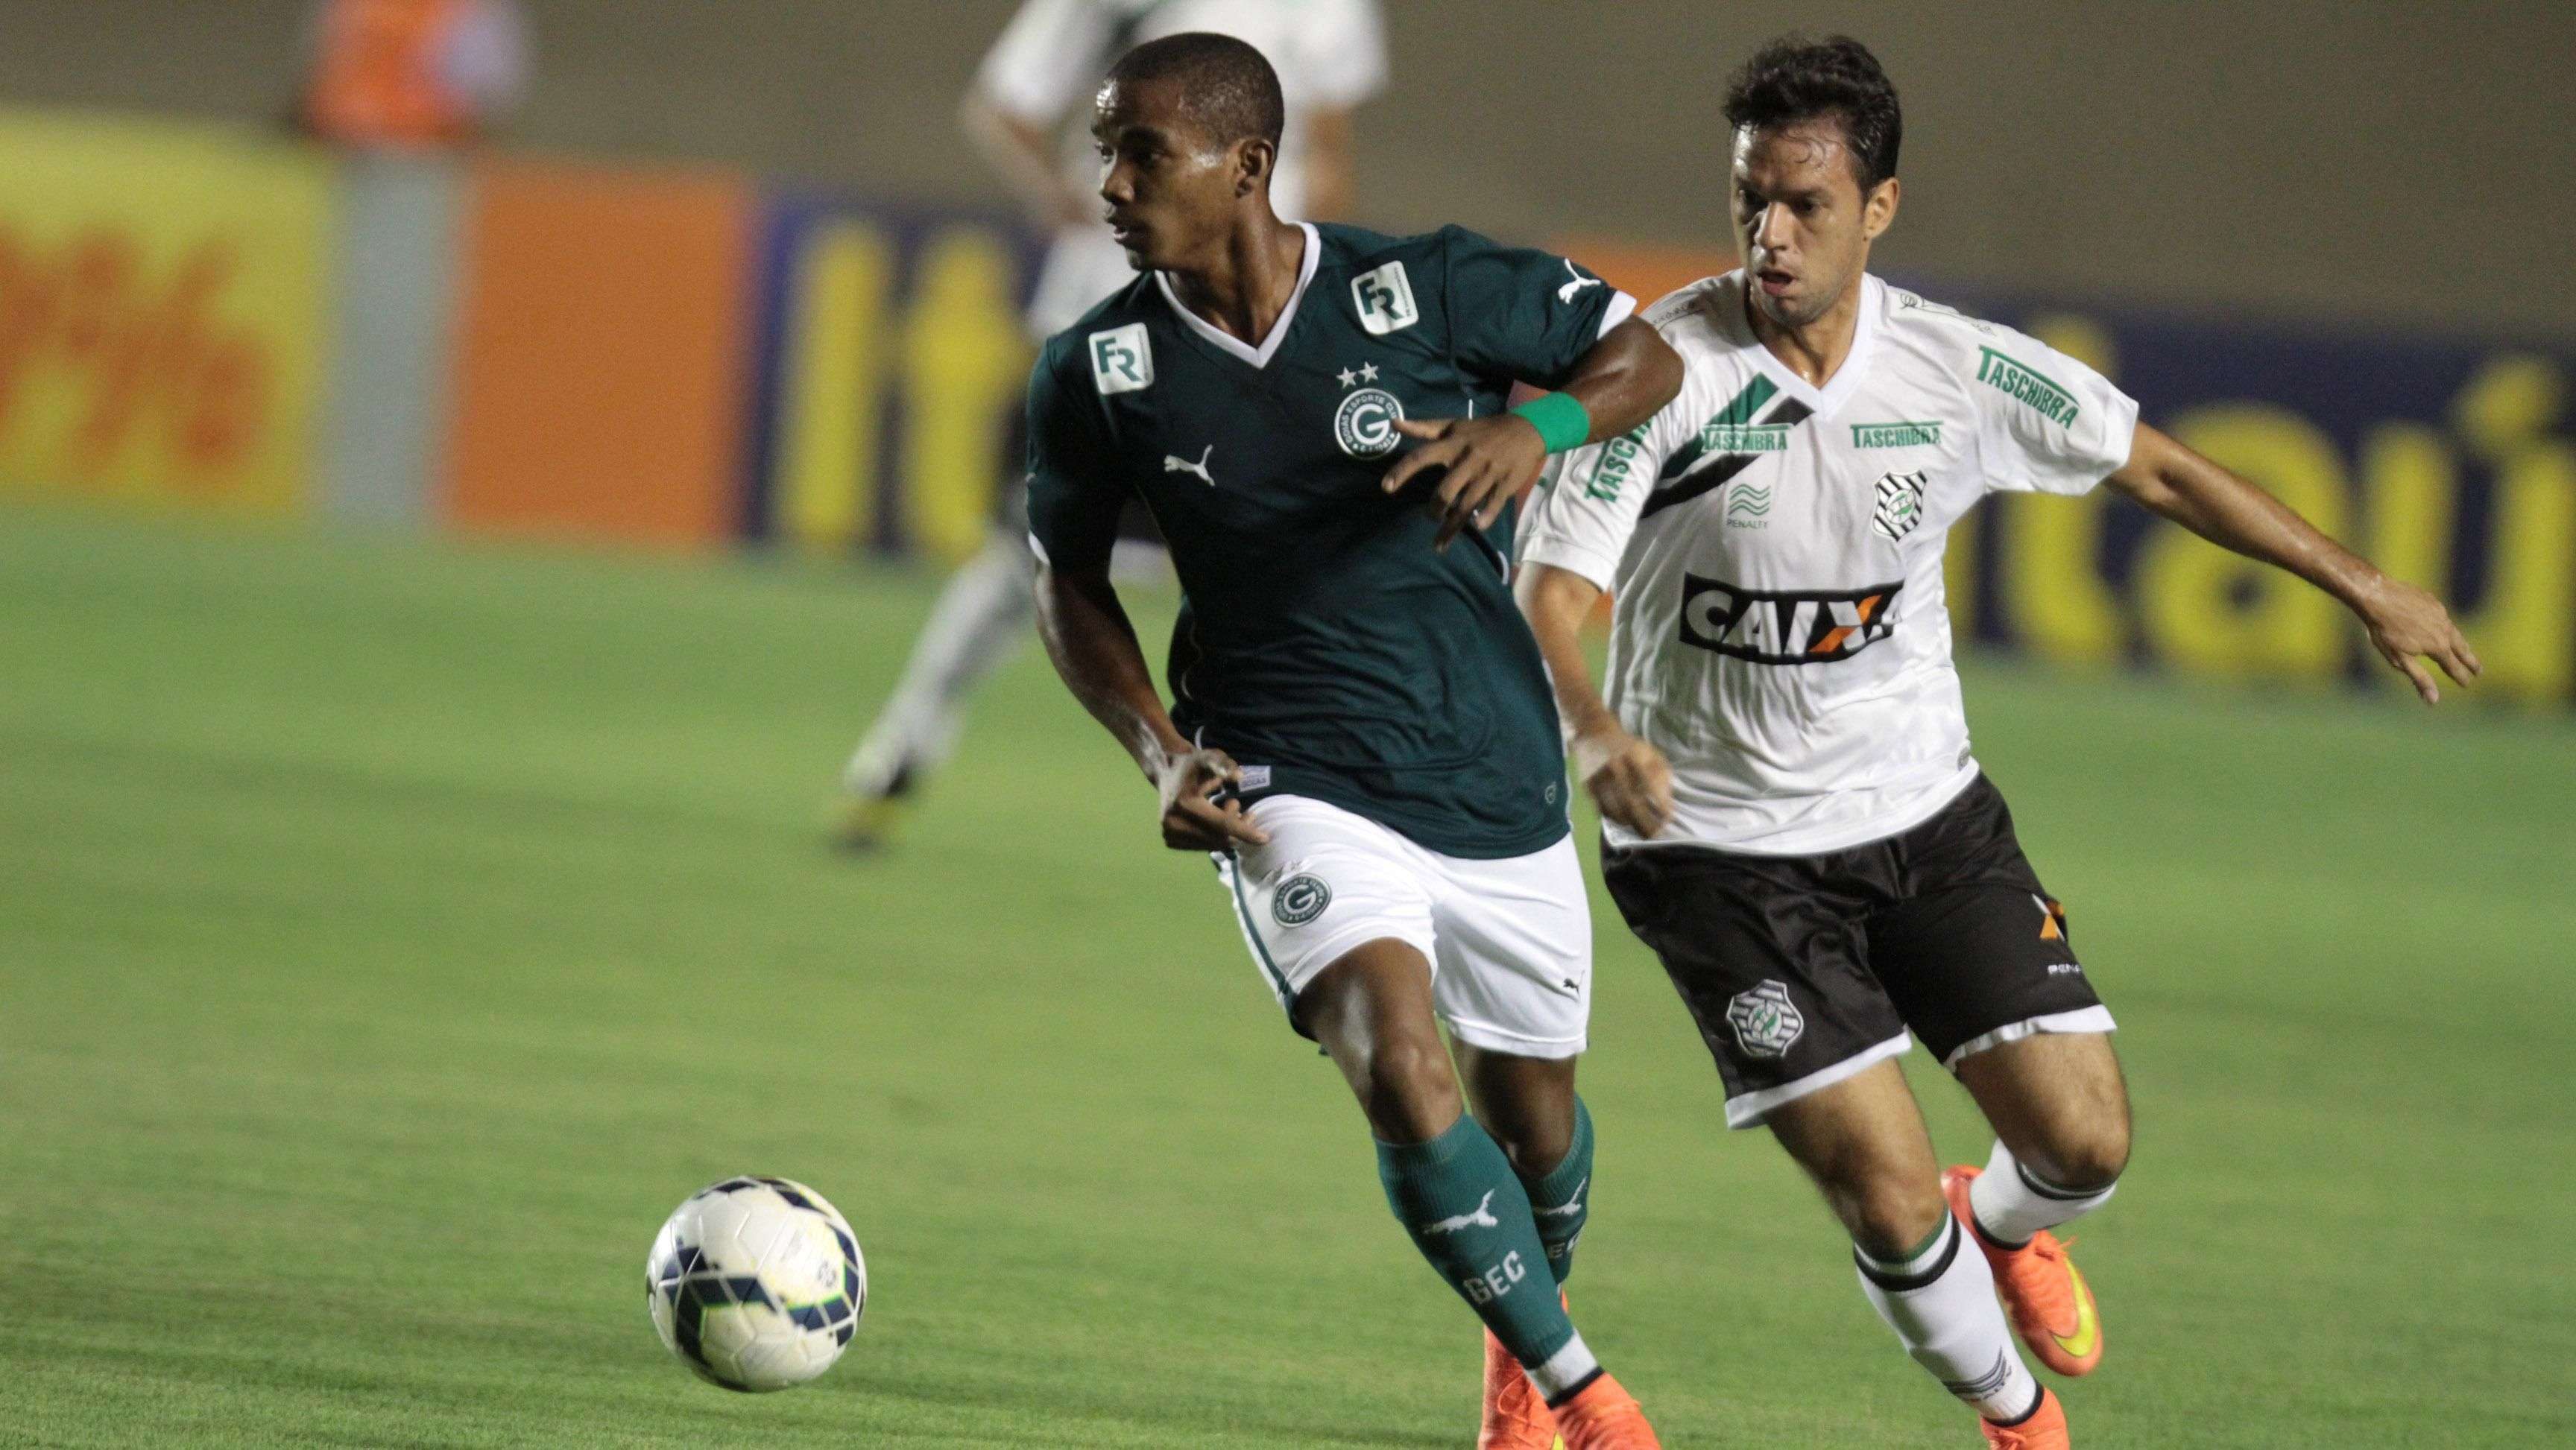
top-left (1024, 33), bottom-right (1682, 1450)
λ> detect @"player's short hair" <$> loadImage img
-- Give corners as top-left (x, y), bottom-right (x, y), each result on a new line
top-left (1105, 31), bottom-right (1287, 156)
top-left (1723, 35), bottom-right (1902, 191)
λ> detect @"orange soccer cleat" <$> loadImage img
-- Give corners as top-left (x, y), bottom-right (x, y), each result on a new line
top-left (1979, 1387), bottom-right (2070, 1448)
top-left (1480, 1326), bottom-right (1563, 1450)
top-left (1945, 1166), bottom-right (2103, 1377)
top-left (1550, 1372), bottom-right (1662, 1450)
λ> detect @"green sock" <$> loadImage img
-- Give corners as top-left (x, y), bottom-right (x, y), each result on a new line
top-left (1522, 1096), bottom-right (1594, 1286)
top-left (1377, 1114), bottom-right (1589, 1384)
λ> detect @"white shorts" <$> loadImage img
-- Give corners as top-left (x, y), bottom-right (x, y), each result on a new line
top-left (1212, 795), bottom-right (1592, 1059)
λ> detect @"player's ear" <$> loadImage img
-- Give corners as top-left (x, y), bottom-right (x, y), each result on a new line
top-left (1861, 176), bottom-right (1900, 241)
top-left (1234, 136), bottom-right (1276, 198)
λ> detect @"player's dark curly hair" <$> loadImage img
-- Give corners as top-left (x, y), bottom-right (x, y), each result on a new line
top-left (1108, 32), bottom-right (1286, 155)
top-left (1723, 35), bottom-right (1902, 190)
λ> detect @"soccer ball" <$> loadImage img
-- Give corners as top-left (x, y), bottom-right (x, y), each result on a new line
top-left (646, 1176), bottom-right (867, 1391)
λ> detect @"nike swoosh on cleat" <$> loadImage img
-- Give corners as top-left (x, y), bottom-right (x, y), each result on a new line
top-left (2051, 1264), bottom-right (2100, 1360)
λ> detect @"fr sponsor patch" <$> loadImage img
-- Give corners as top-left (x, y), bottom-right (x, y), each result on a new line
top-left (1087, 323), bottom-right (1153, 394)
top-left (1677, 574), bottom-right (1903, 664)
top-left (1350, 261), bottom-right (1418, 335)
top-left (1726, 980), bottom-right (1805, 1059)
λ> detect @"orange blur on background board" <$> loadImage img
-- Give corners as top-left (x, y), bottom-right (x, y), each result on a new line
top-left (444, 158), bottom-right (752, 548)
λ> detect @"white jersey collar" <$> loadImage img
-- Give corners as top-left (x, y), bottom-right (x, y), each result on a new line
top-left (1726, 270), bottom-right (1884, 419)
top-left (1154, 221), bottom-right (1322, 370)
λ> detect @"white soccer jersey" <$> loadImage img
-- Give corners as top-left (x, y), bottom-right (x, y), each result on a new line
top-left (979, 0), bottom-right (1389, 336)
top-left (1518, 272), bottom-right (2139, 856)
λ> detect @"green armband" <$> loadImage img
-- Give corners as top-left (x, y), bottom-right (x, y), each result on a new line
top-left (1510, 391), bottom-right (1592, 453)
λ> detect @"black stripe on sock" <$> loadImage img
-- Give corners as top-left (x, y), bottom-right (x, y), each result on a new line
top-left (2016, 1161), bottom-right (2109, 1203)
top-left (1541, 1366), bottom-right (1605, 1411)
top-left (1852, 1217), bottom-right (1960, 1294)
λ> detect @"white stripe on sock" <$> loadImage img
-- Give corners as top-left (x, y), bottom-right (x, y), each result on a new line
top-left (1524, 1329), bottom-right (1600, 1400)
top-left (1969, 1139), bottom-right (2117, 1245)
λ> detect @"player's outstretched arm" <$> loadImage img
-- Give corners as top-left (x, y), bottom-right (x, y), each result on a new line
top-left (1512, 562), bottom-right (1675, 838)
top-left (1383, 317), bottom-right (1684, 549)
top-left (2105, 422), bottom-right (2481, 704)
top-left (1032, 563), bottom-right (1269, 850)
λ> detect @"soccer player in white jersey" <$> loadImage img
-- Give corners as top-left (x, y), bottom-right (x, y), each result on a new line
top-left (836, 0), bottom-right (1387, 845)
top-left (1513, 36), bottom-right (2478, 1450)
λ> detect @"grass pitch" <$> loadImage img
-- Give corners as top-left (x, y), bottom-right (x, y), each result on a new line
top-left (4, 509), bottom-right (2570, 1447)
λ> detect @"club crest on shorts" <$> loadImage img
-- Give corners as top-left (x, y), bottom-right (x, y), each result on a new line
top-left (1272, 874), bottom-right (1332, 927)
top-left (1874, 471), bottom-right (1928, 542)
top-left (1726, 980), bottom-right (1805, 1059)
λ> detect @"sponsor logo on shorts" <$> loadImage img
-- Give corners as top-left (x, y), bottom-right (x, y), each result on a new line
top-left (1874, 470), bottom-right (1928, 542)
top-left (1678, 573), bottom-right (1902, 664)
top-left (1726, 980), bottom-right (1805, 1059)
top-left (1272, 873), bottom-right (1332, 927)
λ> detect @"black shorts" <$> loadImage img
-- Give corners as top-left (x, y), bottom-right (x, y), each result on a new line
top-left (1600, 774), bottom-right (2112, 1128)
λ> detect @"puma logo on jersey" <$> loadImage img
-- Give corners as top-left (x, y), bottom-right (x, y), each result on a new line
top-left (1678, 574), bottom-right (1904, 664)
top-left (1420, 1190), bottom-right (1500, 1237)
top-left (1556, 259), bottom-right (1603, 304)
top-left (1164, 444), bottom-right (1215, 485)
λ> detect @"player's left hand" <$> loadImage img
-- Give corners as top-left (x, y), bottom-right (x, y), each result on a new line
top-left (2352, 574), bottom-right (2480, 704)
top-left (1380, 414), bottom-right (1550, 551)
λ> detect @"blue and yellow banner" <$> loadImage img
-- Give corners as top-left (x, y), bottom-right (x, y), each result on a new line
top-left (743, 198), bottom-right (1038, 564)
top-left (1948, 305), bottom-right (2574, 706)
top-left (0, 111), bottom-right (335, 516)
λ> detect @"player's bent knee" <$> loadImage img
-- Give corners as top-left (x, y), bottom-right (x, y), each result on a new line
top-left (1849, 1179), bottom-right (1950, 1261)
top-left (2036, 1118), bottom-right (2130, 1189)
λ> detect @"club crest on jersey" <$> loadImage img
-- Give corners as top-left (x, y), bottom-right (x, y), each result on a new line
top-left (1677, 574), bottom-right (1903, 664)
top-left (1272, 874), bottom-right (1332, 927)
top-left (1334, 387), bottom-right (1406, 458)
top-left (1873, 471), bottom-right (1928, 542)
top-left (1088, 323), bottom-right (1153, 394)
top-left (1351, 262), bottom-right (1418, 335)
top-left (1726, 981), bottom-right (1805, 1059)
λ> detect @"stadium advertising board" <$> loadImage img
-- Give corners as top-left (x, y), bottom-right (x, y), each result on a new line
top-left (0, 111), bottom-right (334, 516)
top-left (743, 199), bottom-right (1038, 564)
top-left (1949, 312), bottom-right (2572, 707)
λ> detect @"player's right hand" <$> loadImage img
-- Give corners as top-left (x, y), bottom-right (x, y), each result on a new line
top-left (1155, 747), bottom-right (1272, 852)
top-left (1572, 724), bottom-right (1674, 838)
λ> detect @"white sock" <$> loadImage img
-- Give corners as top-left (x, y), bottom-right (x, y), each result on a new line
top-left (1854, 1217), bottom-right (2043, 1424)
top-left (1967, 1140), bottom-right (2118, 1248)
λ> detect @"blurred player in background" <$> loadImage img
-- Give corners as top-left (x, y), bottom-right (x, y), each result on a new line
top-left (1513, 36), bottom-right (2476, 1450)
top-left (836, 0), bottom-right (1387, 846)
top-left (1029, 34), bottom-right (1680, 1448)
top-left (297, 0), bottom-right (529, 148)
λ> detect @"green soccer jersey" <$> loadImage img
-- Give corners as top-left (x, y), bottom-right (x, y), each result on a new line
top-left (1026, 222), bottom-right (1632, 858)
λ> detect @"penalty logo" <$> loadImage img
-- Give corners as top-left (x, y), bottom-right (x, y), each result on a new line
top-left (1726, 980), bottom-right (1805, 1060)
top-left (1874, 471), bottom-right (1928, 542)
top-left (1272, 874), bottom-right (1333, 927)
top-left (1334, 387), bottom-right (1405, 458)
